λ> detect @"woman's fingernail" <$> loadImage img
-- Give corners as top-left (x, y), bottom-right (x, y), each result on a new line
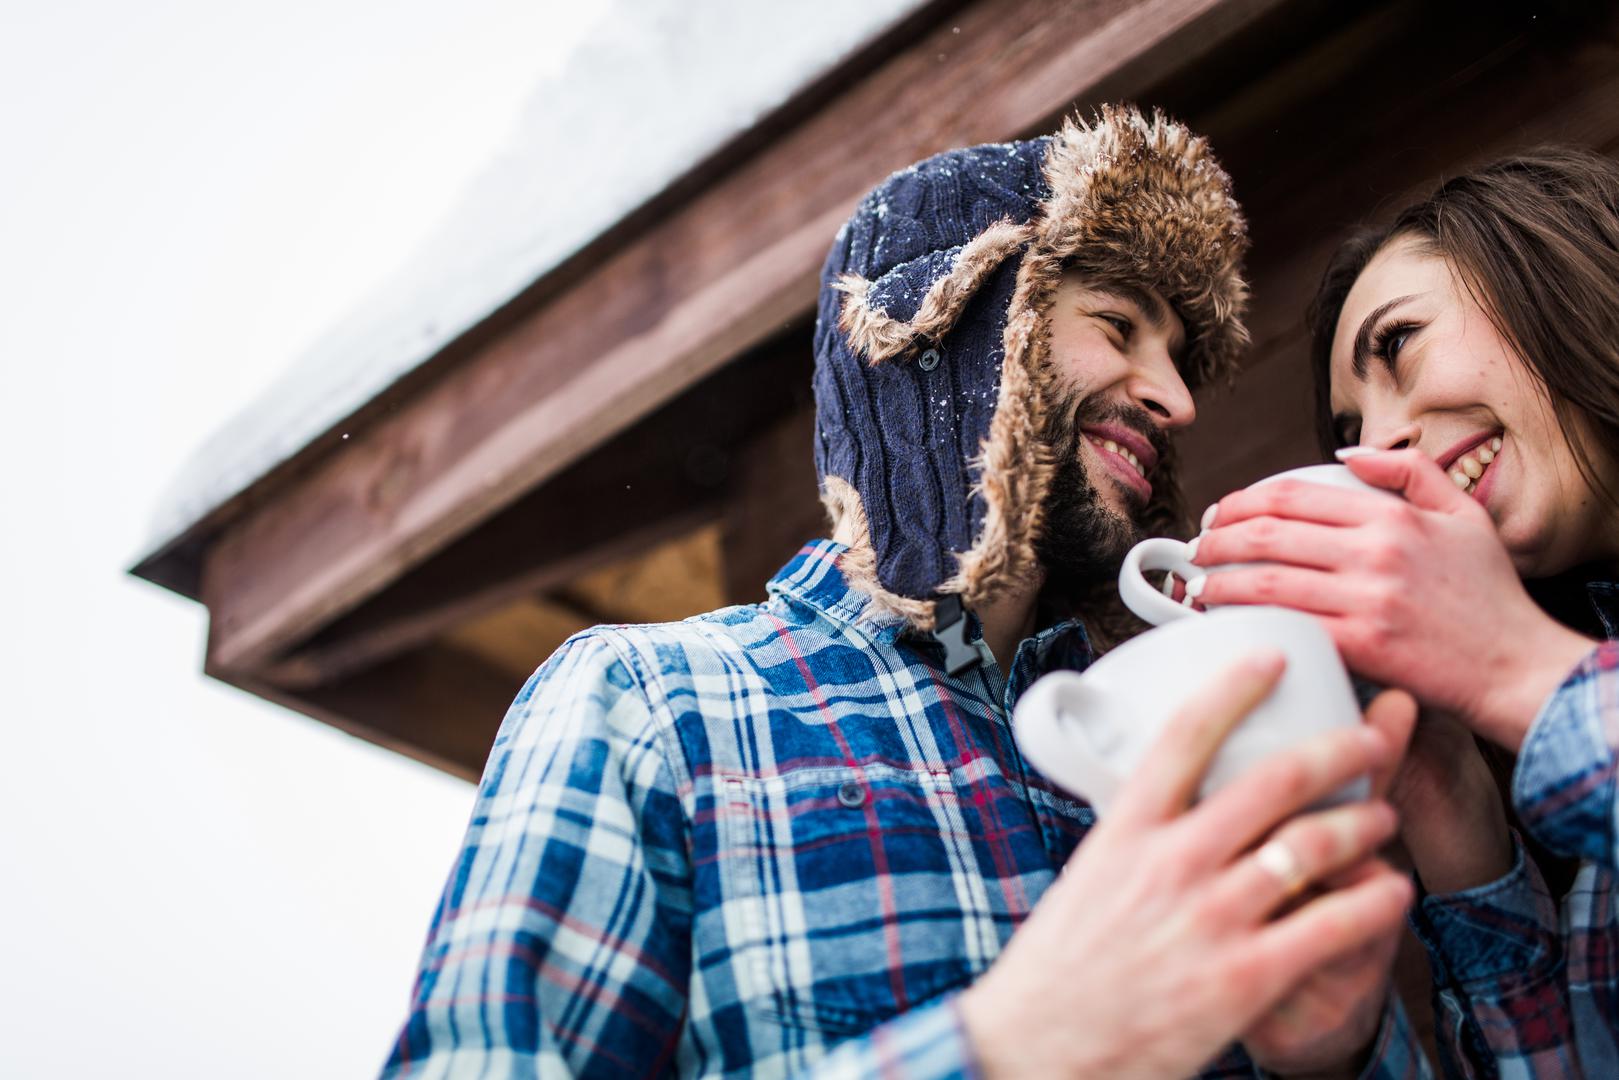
top-left (1335, 446), bottom-right (1378, 460)
top-left (1185, 574), bottom-right (1206, 599)
top-left (1161, 572), bottom-right (1176, 597)
top-left (1200, 503), bottom-right (1219, 531)
top-left (1185, 536), bottom-right (1200, 562)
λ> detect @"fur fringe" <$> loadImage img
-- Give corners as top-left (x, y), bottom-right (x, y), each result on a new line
top-left (835, 219), bottom-right (1029, 364)
top-left (821, 476), bottom-right (941, 630)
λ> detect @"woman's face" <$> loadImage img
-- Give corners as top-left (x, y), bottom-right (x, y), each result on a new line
top-left (1328, 235), bottom-right (1619, 577)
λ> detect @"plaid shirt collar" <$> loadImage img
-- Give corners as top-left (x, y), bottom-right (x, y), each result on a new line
top-left (767, 539), bottom-right (1096, 709)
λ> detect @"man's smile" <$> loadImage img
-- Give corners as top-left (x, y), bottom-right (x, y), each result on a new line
top-left (1081, 422), bottom-right (1157, 503)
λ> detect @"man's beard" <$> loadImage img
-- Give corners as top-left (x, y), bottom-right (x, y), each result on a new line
top-left (1035, 396), bottom-right (1168, 603)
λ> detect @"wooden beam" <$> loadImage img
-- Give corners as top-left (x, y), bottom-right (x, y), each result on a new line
top-left (216, 643), bottom-right (521, 782)
top-left (440, 597), bottom-right (595, 687)
top-left (256, 323), bottom-right (812, 687)
top-left (259, 504), bottom-right (714, 690)
top-left (720, 405), bottom-right (824, 604)
top-left (560, 523), bottom-right (727, 627)
top-left (199, 0), bottom-right (1296, 678)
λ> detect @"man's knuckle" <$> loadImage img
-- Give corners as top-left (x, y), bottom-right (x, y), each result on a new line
top-left (1268, 757), bottom-right (1311, 802)
top-left (1291, 823), bottom-right (1337, 867)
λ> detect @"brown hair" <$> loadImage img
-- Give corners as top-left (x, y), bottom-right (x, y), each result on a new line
top-left (1307, 147), bottom-right (1619, 509)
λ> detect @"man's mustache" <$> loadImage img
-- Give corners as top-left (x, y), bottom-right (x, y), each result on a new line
top-left (1057, 397), bottom-right (1170, 469)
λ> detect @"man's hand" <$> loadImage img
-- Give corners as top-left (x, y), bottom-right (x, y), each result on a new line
top-left (960, 653), bottom-right (1413, 1080)
top-left (1240, 689), bottom-right (1419, 1077)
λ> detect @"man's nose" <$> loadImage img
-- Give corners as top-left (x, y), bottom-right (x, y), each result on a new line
top-left (1127, 351), bottom-right (1196, 430)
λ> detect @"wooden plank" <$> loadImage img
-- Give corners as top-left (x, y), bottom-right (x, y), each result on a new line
top-left (216, 644), bottom-right (520, 782)
top-left (561, 523), bottom-right (727, 627)
top-left (440, 597), bottom-right (595, 686)
top-left (720, 406), bottom-right (825, 604)
top-left (199, 0), bottom-right (1295, 678)
top-left (258, 321), bottom-right (812, 686)
top-left (260, 505), bottom-right (713, 689)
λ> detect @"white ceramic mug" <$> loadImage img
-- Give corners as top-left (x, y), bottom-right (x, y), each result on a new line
top-left (1012, 606), bottom-right (1368, 814)
top-left (1118, 463), bottom-right (1391, 626)
top-left (1011, 464), bottom-right (1390, 813)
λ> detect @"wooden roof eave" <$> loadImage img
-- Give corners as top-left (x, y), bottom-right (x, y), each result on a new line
top-left (148, 0), bottom-right (1299, 686)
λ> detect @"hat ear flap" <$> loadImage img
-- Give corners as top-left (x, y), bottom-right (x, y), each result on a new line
top-left (835, 219), bottom-right (1028, 364)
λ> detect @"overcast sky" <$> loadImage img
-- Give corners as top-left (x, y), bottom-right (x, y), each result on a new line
top-left (0, 2), bottom-right (604, 1076)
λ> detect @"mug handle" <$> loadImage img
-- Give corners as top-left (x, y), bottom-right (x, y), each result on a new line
top-left (1119, 537), bottom-right (1204, 626)
top-left (1011, 671), bottom-right (1125, 813)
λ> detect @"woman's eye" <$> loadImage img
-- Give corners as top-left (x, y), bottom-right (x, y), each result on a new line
top-left (1370, 321), bottom-right (1418, 368)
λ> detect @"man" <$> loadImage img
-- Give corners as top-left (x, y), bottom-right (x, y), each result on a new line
top-left (381, 106), bottom-right (1427, 1079)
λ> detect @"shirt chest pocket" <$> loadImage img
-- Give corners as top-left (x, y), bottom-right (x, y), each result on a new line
top-left (716, 765), bottom-right (990, 1035)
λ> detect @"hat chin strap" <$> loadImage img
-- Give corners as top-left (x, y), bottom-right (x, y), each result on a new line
top-left (930, 595), bottom-right (994, 675)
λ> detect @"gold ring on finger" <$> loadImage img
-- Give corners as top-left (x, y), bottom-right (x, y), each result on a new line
top-left (1254, 838), bottom-right (1309, 899)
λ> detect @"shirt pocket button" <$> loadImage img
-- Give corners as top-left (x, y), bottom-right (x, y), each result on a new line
top-left (836, 780), bottom-right (867, 808)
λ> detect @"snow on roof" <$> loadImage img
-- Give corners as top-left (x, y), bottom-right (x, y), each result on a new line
top-left (142, 0), bottom-right (928, 564)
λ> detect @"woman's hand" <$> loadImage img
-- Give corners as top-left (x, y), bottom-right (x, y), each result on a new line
top-left (1192, 449), bottom-right (1595, 750)
top-left (960, 653), bottom-right (1413, 1080)
top-left (1386, 708), bottom-right (1514, 895)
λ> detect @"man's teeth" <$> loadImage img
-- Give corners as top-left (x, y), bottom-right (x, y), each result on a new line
top-left (1448, 436), bottom-right (1502, 495)
top-left (1086, 434), bottom-right (1144, 477)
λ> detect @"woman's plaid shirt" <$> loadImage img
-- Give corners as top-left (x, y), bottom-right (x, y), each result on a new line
top-left (1410, 579), bottom-right (1619, 1080)
top-left (379, 541), bottom-right (1431, 1078)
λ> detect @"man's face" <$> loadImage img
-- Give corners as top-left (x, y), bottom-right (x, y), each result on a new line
top-left (1035, 270), bottom-right (1195, 587)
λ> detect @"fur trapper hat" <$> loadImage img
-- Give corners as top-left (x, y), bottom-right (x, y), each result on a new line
top-left (812, 104), bottom-right (1249, 633)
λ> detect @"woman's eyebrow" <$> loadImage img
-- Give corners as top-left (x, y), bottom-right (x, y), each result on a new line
top-left (1351, 294), bottom-right (1419, 379)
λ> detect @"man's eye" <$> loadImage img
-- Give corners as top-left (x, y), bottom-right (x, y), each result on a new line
top-left (1099, 314), bottom-right (1133, 339)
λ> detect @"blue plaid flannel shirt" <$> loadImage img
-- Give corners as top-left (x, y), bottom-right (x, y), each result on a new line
top-left (1409, 583), bottom-right (1619, 1078)
top-left (381, 540), bottom-right (1430, 1078)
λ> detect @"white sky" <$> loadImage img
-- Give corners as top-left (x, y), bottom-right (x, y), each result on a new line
top-left (0, 2), bottom-right (606, 1076)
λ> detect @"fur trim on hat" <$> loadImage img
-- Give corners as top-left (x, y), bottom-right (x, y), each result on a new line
top-left (1037, 106), bottom-right (1250, 388)
top-left (834, 219), bottom-right (1030, 364)
top-left (821, 476), bottom-right (940, 629)
top-left (949, 105), bottom-right (1248, 614)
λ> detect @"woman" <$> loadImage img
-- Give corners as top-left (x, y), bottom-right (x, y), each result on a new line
top-left (1191, 147), bottom-right (1619, 1076)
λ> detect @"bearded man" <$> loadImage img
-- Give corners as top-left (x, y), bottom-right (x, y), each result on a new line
top-left (382, 106), bottom-right (1429, 1080)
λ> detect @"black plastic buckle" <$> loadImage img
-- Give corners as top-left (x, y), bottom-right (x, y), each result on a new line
top-left (931, 595), bottom-right (985, 676)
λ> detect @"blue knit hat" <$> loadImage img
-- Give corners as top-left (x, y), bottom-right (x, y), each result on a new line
top-left (812, 105), bottom-right (1249, 634)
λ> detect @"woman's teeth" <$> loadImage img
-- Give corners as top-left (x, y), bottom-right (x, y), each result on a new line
top-left (1086, 434), bottom-right (1144, 477)
top-left (1449, 436), bottom-right (1502, 495)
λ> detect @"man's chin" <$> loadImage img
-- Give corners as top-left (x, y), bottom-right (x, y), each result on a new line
top-left (1095, 475), bottom-right (1149, 523)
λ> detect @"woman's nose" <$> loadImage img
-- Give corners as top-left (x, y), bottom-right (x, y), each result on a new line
top-left (1364, 419), bottom-right (1420, 451)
